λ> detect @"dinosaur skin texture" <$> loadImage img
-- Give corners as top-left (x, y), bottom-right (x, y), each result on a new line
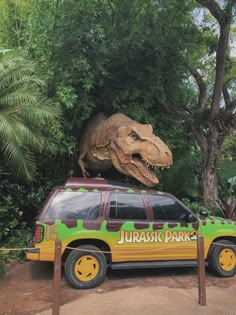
top-left (78, 113), bottom-right (173, 187)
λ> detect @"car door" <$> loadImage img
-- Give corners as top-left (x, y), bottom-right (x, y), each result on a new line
top-left (147, 194), bottom-right (199, 260)
top-left (106, 192), bottom-right (154, 262)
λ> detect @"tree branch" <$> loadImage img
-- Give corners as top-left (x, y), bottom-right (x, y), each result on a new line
top-left (189, 68), bottom-right (208, 109)
top-left (155, 97), bottom-right (194, 125)
top-left (196, 0), bottom-right (234, 121)
top-left (223, 82), bottom-right (231, 107)
top-left (195, 0), bottom-right (226, 26)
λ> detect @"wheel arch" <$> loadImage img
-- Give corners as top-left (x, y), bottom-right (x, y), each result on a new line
top-left (207, 236), bottom-right (236, 259)
top-left (62, 238), bottom-right (112, 264)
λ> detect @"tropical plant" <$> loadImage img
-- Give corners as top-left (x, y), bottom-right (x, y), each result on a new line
top-left (218, 161), bottom-right (236, 219)
top-left (0, 50), bottom-right (60, 181)
top-left (220, 175), bottom-right (236, 219)
top-left (221, 133), bottom-right (236, 161)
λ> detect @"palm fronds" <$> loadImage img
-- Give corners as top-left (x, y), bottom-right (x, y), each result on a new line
top-left (0, 51), bottom-right (60, 181)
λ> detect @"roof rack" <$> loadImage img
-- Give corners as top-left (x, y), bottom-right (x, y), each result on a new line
top-left (64, 177), bottom-right (108, 188)
top-left (63, 177), bottom-right (162, 194)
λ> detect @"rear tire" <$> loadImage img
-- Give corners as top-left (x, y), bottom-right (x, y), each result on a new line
top-left (65, 245), bottom-right (107, 289)
top-left (208, 240), bottom-right (236, 277)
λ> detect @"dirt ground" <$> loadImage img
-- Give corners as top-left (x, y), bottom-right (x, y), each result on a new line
top-left (0, 261), bottom-right (236, 315)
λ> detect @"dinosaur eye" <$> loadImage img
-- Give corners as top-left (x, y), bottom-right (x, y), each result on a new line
top-left (131, 133), bottom-right (139, 141)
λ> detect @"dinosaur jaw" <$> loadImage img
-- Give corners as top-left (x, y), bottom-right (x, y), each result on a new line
top-left (130, 156), bottom-right (159, 186)
top-left (131, 153), bottom-right (171, 186)
top-left (110, 150), bottom-right (170, 187)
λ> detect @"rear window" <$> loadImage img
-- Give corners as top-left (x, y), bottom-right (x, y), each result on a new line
top-left (44, 191), bottom-right (101, 220)
top-left (109, 193), bottom-right (146, 220)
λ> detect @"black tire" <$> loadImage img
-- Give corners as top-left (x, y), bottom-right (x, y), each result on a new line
top-left (207, 240), bottom-right (236, 277)
top-left (65, 245), bottom-right (107, 289)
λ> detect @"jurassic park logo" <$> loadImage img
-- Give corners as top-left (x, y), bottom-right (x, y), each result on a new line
top-left (117, 230), bottom-right (197, 245)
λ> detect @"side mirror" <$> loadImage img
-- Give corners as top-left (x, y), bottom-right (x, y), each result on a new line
top-left (188, 213), bottom-right (196, 222)
top-left (200, 209), bottom-right (208, 219)
top-left (180, 213), bottom-right (196, 222)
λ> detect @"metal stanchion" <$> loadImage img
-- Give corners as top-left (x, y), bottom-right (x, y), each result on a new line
top-left (197, 234), bottom-right (206, 306)
top-left (52, 240), bottom-right (62, 315)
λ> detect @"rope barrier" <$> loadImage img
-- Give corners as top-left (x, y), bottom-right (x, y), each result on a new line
top-left (65, 245), bottom-right (196, 253)
top-left (0, 247), bottom-right (36, 251)
top-left (0, 241), bottom-right (236, 254)
top-left (0, 245), bottom-right (195, 253)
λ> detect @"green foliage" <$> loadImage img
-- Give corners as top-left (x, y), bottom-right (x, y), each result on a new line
top-left (0, 176), bottom-right (62, 229)
top-left (0, 50), bottom-right (60, 181)
top-left (0, 196), bottom-right (21, 241)
top-left (3, 224), bottom-right (32, 261)
top-left (0, 224), bottom-right (31, 276)
top-left (0, 0), bottom-right (203, 162)
top-left (0, 250), bottom-right (8, 278)
top-left (218, 161), bottom-right (236, 219)
top-left (218, 161), bottom-right (236, 199)
top-left (163, 153), bottom-right (201, 199)
top-left (221, 134), bottom-right (236, 161)
top-left (0, 177), bottom-right (52, 263)
top-left (182, 198), bottom-right (222, 217)
top-left (0, 0), bottom-right (34, 48)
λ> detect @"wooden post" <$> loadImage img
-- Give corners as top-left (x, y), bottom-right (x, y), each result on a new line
top-left (52, 239), bottom-right (62, 315)
top-left (197, 234), bottom-right (206, 306)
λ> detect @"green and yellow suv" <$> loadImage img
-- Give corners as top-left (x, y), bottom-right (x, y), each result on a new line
top-left (27, 177), bottom-right (236, 289)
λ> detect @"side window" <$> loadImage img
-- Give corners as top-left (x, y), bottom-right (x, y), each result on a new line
top-left (44, 192), bottom-right (101, 220)
top-left (148, 195), bottom-right (188, 221)
top-left (109, 193), bottom-right (146, 220)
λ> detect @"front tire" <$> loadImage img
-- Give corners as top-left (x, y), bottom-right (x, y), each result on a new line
top-left (208, 240), bottom-right (236, 277)
top-left (65, 245), bottom-right (107, 289)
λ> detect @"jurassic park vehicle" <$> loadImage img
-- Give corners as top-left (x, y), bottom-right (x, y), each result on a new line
top-left (26, 177), bottom-right (236, 289)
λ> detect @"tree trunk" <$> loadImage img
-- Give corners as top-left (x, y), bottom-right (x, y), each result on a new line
top-left (201, 158), bottom-right (220, 207)
top-left (201, 126), bottom-right (223, 207)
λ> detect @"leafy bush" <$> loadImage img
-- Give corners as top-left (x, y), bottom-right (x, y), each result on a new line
top-left (3, 224), bottom-right (32, 261)
top-left (0, 177), bottom-right (56, 237)
top-left (164, 155), bottom-right (201, 199)
top-left (0, 196), bottom-right (22, 241)
top-left (181, 198), bottom-right (222, 217)
top-left (0, 179), bottom-right (37, 262)
top-left (0, 250), bottom-right (8, 278)
top-left (0, 223), bottom-right (32, 276)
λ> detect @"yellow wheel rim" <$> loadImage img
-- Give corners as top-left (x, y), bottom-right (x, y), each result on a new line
top-left (219, 248), bottom-right (235, 271)
top-left (74, 255), bottom-right (99, 282)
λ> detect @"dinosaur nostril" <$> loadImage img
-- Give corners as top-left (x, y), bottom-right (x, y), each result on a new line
top-left (165, 151), bottom-right (169, 156)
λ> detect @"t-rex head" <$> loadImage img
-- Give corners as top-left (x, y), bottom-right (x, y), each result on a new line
top-left (109, 122), bottom-right (173, 187)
